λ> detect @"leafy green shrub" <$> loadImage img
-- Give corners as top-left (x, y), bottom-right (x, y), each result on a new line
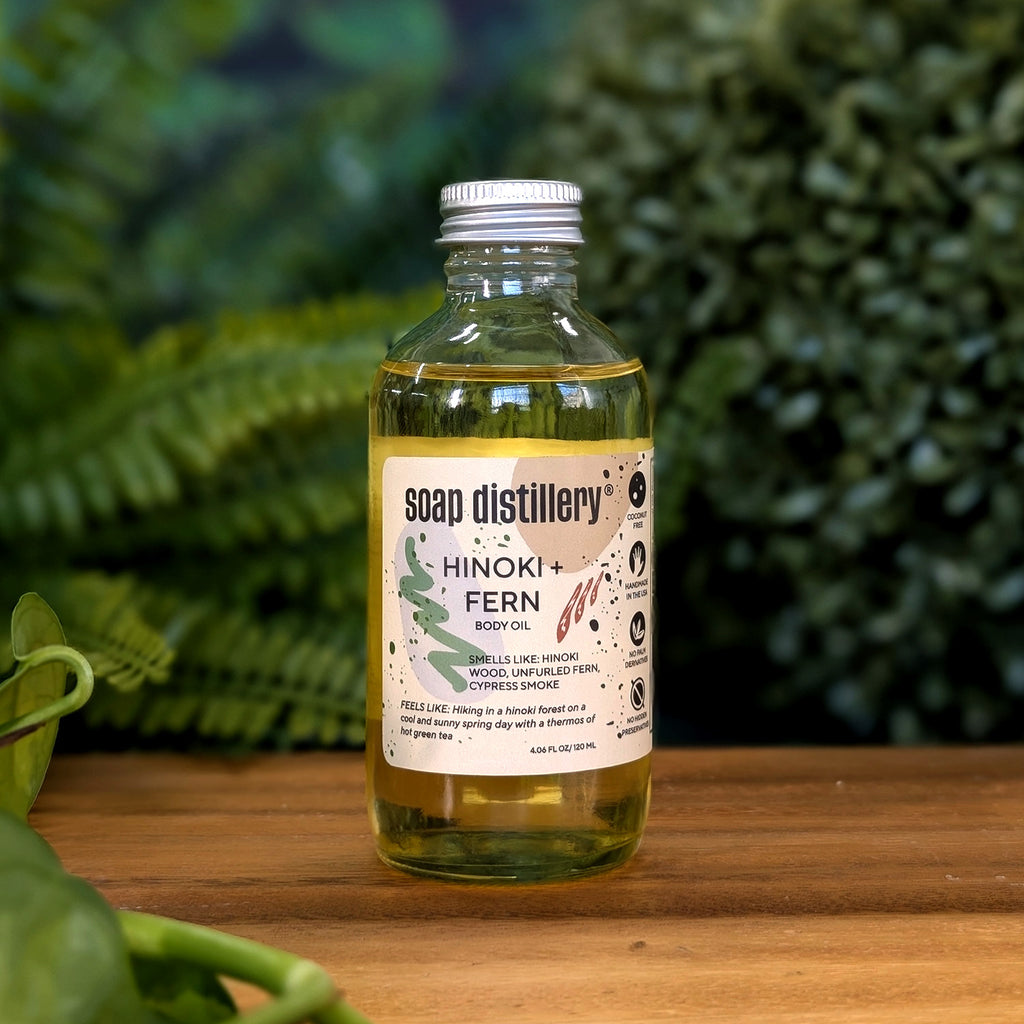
top-left (522, 0), bottom-right (1024, 741)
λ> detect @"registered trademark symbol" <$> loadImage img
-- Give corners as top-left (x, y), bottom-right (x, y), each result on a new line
top-left (604, 483), bottom-right (614, 496)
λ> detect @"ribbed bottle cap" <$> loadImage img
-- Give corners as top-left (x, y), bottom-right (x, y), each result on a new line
top-left (437, 179), bottom-right (584, 246)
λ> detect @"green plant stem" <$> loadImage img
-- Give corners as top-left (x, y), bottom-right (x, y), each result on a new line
top-left (119, 910), bottom-right (375, 1024)
top-left (0, 644), bottom-right (94, 745)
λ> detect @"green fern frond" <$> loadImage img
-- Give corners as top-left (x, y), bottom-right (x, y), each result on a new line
top-left (81, 600), bottom-right (366, 748)
top-left (32, 573), bottom-right (177, 692)
top-left (209, 287), bottom-right (444, 359)
top-left (6, 568), bottom-right (367, 748)
top-left (0, 343), bottom-right (376, 535)
top-left (0, 318), bottom-right (133, 437)
top-left (0, 286), bottom-right (440, 543)
top-left (124, 528), bottom-right (368, 617)
top-left (80, 441), bottom-right (368, 558)
top-left (0, 286), bottom-right (441, 749)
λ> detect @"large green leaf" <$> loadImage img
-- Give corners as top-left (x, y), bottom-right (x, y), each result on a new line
top-left (0, 594), bottom-right (93, 818)
top-left (0, 811), bottom-right (156, 1024)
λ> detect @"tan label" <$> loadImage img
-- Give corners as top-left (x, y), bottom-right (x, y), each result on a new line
top-left (379, 447), bottom-right (654, 775)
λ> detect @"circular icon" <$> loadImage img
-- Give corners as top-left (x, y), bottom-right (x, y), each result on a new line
top-left (629, 540), bottom-right (646, 576)
top-left (630, 677), bottom-right (646, 710)
top-left (629, 471), bottom-right (647, 508)
top-left (629, 611), bottom-right (646, 646)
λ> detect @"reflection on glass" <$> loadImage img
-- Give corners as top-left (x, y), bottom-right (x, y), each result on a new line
top-left (490, 383), bottom-right (531, 410)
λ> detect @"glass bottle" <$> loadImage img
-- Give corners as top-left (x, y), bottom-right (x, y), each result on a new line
top-left (367, 179), bottom-right (654, 881)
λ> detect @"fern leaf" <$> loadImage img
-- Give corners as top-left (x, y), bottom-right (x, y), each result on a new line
top-left (80, 600), bottom-right (366, 748)
top-left (0, 318), bottom-right (133, 438)
top-left (76, 428), bottom-right (368, 559)
top-left (109, 528), bottom-right (369, 619)
top-left (38, 573), bottom-right (177, 692)
top-left (9, 569), bottom-right (368, 749)
top-left (0, 286), bottom-right (439, 542)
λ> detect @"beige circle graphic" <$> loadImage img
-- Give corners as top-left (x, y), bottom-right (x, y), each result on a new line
top-left (512, 454), bottom-right (638, 573)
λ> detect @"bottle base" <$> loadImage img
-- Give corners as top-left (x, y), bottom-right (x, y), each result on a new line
top-left (373, 829), bottom-right (642, 883)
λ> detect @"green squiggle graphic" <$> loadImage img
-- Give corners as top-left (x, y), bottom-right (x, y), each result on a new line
top-left (399, 534), bottom-right (486, 693)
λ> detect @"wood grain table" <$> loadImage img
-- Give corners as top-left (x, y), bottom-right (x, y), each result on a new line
top-left (30, 747), bottom-right (1024, 1023)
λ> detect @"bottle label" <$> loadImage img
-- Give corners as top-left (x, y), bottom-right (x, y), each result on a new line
top-left (379, 443), bottom-right (654, 775)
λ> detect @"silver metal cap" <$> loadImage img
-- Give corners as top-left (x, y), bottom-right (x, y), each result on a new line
top-left (437, 179), bottom-right (584, 246)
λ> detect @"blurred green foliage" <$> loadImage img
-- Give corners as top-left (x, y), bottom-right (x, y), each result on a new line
top-left (521, 0), bottom-right (1024, 742)
top-left (5, 0), bottom-right (1023, 747)
top-left (0, 0), bottom-right (580, 749)
top-left (2, 0), bottom-right (579, 330)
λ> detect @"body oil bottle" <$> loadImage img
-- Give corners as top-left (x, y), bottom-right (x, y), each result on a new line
top-left (367, 179), bottom-right (654, 881)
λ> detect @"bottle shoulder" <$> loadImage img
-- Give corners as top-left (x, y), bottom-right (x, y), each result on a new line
top-left (385, 291), bottom-right (634, 368)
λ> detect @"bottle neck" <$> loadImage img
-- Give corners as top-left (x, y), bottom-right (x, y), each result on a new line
top-left (443, 244), bottom-right (579, 300)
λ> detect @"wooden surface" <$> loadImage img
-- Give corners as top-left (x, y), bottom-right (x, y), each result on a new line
top-left (30, 747), bottom-right (1024, 1023)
